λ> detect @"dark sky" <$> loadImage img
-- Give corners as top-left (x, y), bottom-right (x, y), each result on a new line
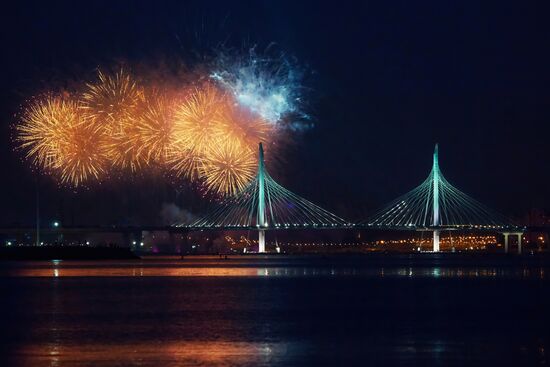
top-left (1, 0), bottom-right (549, 226)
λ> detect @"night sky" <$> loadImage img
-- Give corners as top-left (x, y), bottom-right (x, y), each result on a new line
top-left (1, 1), bottom-right (549, 226)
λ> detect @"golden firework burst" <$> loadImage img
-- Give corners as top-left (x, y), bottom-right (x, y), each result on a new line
top-left (16, 95), bottom-right (108, 187)
top-left (16, 95), bottom-right (78, 170)
top-left (215, 102), bottom-right (275, 152)
top-left (134, 92), bottom-right (175, 165)
top-left (82, 69), bottom-right (145, 171)
top-left (169, 83), bottom-right (226, 180)
top-left (200, 141), bottom-right (256, 197)
top-left (81, 68), bottom-right (143, 128)
top-left (56, 120), bottom-right (108, 187)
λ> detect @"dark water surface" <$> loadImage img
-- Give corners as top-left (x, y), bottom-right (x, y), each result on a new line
top-left (1, 254), bottom-right (549, 366)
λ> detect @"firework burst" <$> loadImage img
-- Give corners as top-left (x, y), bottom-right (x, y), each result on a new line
top-left (16, 95), bottom-right (108, 187)
top-left (81, 69), bottom-right (143, 128)
top-left (169, 83), bottom-right (227, 180)
top-left (200, 141), bottom-right (256, 197)
top-left (134, 92), bottom-right (175, 165)
top-left (56, 119), bottom-right (108, 187)
top-left (82, 69), bottom-right (145, 171)
top-left (210, 47), bottom-right (309, 129)
top-left (15, 50), bottom-right (306, 193)
top-left (215, 101), bottom-right (275, 151)
top-left (16, 95), bottom-right (79, 170)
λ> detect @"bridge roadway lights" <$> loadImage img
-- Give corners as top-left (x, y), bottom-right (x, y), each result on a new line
top-left (502, 232), bottom-right (523, 254)
top-left (132, 231), bottom-right (142, 252)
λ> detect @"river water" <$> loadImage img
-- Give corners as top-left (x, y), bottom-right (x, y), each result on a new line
top-left (0, 254), bottom-right (549, 366)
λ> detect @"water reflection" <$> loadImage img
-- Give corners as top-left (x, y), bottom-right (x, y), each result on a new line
top-left (0, 261), bottom-right (547, 279)
top-left (14, 341), bottom-right (293, 367)
top-left (3, 257), bottom-right (550, 367)
top-left (10, 333), bottom-right (549, 366)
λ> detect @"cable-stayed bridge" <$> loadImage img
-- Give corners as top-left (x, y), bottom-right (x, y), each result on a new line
top-left (0, 144), bottom-right (530, 253)
top-left (359, 144), bottom-right (522, 252)
top-left (179, 143), bottom-right (523, 253)
top-left (180, 143), bottom-right (351, 252)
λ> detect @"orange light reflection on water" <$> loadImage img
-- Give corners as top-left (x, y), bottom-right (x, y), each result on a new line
top-left (2, 264), bottom-right (547, 279)
top-left (13, 341), bottom-right (291, 367)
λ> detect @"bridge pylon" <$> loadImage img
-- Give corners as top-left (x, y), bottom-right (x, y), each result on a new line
top-left (432, 144), bottom-right (441, 252)
top-left (257, 143), bottom-right (267, 253)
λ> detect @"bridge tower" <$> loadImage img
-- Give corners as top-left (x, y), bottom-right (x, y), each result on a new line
top-left (257, 143), bottom-right (267, 253)
top-left (432, 144), bottom-right (441, 252)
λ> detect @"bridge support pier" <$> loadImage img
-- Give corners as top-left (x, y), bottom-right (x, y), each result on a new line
top-left (433, 230), bottom-right (440, 252)
top-left (258, 230), bottom-right (265, 253)
top-left (503, 233), bottom-right (509, 253)
top-left (503, 232), bottom-right (523, 254)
